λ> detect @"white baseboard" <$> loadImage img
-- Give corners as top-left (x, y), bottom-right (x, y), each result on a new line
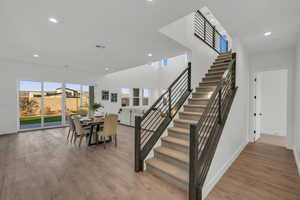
top-left (0, 130), bottom-right (17, 136)
top-left (293, 148), bottom-right (300, 176)
top-left (202, 141), bottom-right (248, 199)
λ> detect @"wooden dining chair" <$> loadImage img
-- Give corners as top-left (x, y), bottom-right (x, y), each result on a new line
top-left (73, 116), bottom-right (92, 147)
top-left (98, 114), bottom-right (118, 149)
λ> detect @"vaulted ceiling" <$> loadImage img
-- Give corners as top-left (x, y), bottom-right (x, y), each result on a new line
top-left (0, 0), bottom-right (299, 73)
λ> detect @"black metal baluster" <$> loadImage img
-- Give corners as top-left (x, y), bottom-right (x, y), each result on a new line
top-left (188, 62), bottom-right (192, 92)
top-left (134, 116), bottom-right (143, 172)
top-left (189, 124), bottom-right (198, 200)
top-left (212, 26), bottom-right (216, 49)
top-left (218, 87), bottom-right (223, 124)
top-left (204, 20), bottom-right (207, 42)
top-left (168, 87), bottom-right (172, 118)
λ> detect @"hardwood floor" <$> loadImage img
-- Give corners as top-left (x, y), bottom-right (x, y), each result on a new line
top-left (0, 126), bottom-right (186, 200)
top-left (257, 133), bottom-right (287, 147)
top-left (207, 143), bottom-right (300, 200)
top-left (0, 126), bottom-right (299, 200)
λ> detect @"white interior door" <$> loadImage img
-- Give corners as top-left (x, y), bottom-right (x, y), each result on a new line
top-left (253, 73), bottom-right (262, 141)
top-left (260, 70), bottom-right (288, 136)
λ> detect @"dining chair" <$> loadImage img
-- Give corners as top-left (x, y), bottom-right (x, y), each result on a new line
top-left (73, 116), bottom-right (92, 147)
top-left (98, 114), bottom-right (118, 149)
top-left (67, 115), bottom-right (75, 142)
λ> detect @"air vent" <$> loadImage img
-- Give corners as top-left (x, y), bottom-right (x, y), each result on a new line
top-left (96, 44), bottom-right (106, 49)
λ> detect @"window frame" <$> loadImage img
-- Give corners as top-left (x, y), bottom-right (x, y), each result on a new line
top-left (17, 80), bottom-right (92, 131)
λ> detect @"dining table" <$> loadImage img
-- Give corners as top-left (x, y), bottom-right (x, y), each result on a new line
top-left (81, 117), bottom-right (112, 146)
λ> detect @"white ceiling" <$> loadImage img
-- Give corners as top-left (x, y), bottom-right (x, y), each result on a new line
top-left (204, 0), bottom-right (300, 55)
top-left (0, 0), bottom-right (299, 73)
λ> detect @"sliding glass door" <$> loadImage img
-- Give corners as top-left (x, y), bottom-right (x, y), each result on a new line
top-left (43, 82), bottom-right (63, 127)
top-left (65, 84), bottom-right (81, 117)
top-left (18, 81), bottom-right (91, 130)
top-left (19, 81), bottom-right (42, 129)
top-left (82, 85), bottom-right (90, 113)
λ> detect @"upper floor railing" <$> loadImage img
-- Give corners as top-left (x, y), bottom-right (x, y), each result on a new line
top-left (189, 53), bottom-right (237, 200)
top-left (135, 63), bottom-right (192, 172)
top-left (194, 10), bottom-right (229, 54)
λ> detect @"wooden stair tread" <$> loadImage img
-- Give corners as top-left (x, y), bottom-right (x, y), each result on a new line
top-left (154, 146), bottom-right (188, 163)
top-left (168, 127), bottom-right (189, 134)
top-left (211, 66), bottom-right (228, 70)
top-left (206, 71), bottom-right (225, 75)
top-left (174, 118), bottom-right (198, 124)
top-left (146, 158), bottom-right (188, 183)
top-left (193, 91), bottom-right (210, 94)
top-left (179, 111), bottom-right (202, 116)
top-left (201, 80), bottom-right (220, 83)
top-left (184, 104), bottom-right (206, 108)
top-left (197, 86), bottom-right (216, 89)
top-left (204, 75), bottom-right (222, 78)
top-left (190, 97), bottom-right (210, 100)
top-left (162, 136), bottom-right (189, 146)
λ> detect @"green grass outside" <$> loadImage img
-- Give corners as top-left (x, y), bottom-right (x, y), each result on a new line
top-left (20, 115), bottom-right (62, 125)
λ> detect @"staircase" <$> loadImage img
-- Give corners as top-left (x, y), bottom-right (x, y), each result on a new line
top-left (145, 52), bottom-right (234, 191)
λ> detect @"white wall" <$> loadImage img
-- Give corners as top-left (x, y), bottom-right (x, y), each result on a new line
top-left (203, 38), bottom-right (250, 198)
top-left (259, 70), bottom-right (288, 136)
top-left (159, 12), bottom-right (219, 89)
top-left (95, 54), bottom-right (188, 114)
top-left (0, 59), bottom-right (97, 135)
top-left (294, 38), bottom-right (300, 166)
top-left (250, 48), bottom-right (295, 148)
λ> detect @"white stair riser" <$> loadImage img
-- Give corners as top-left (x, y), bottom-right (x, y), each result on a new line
top-left (154, 151), bottom-right (188, 170)
top-left (146, 164), bottom-right (188, 191)
top-left (162, 140), bottom-right (188, 153)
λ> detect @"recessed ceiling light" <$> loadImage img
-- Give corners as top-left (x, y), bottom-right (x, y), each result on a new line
top-left (96, 44), bottom-right (106, 49)
top-left (148, 53), bottom-right (152, 57)
top-left (264, 32), bottom-right (272, 36)
top-left (49, 17), bottom-right (58, 24)
top-left (105, 67), bottom-right (109, 71)
top-left (147, 0), bottom-right (153, 2)
top-left (33, 54), bottom-right (39, 58)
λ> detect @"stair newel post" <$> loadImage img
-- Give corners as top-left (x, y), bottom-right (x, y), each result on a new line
top-left (188, 62), bottom-right (192, 92)
top-left (226, 40), bottom-right (229, 52)
top-left (134, 116), bottom-right (143, 172)
top-left (189, 124), bottom-right (199, 200)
